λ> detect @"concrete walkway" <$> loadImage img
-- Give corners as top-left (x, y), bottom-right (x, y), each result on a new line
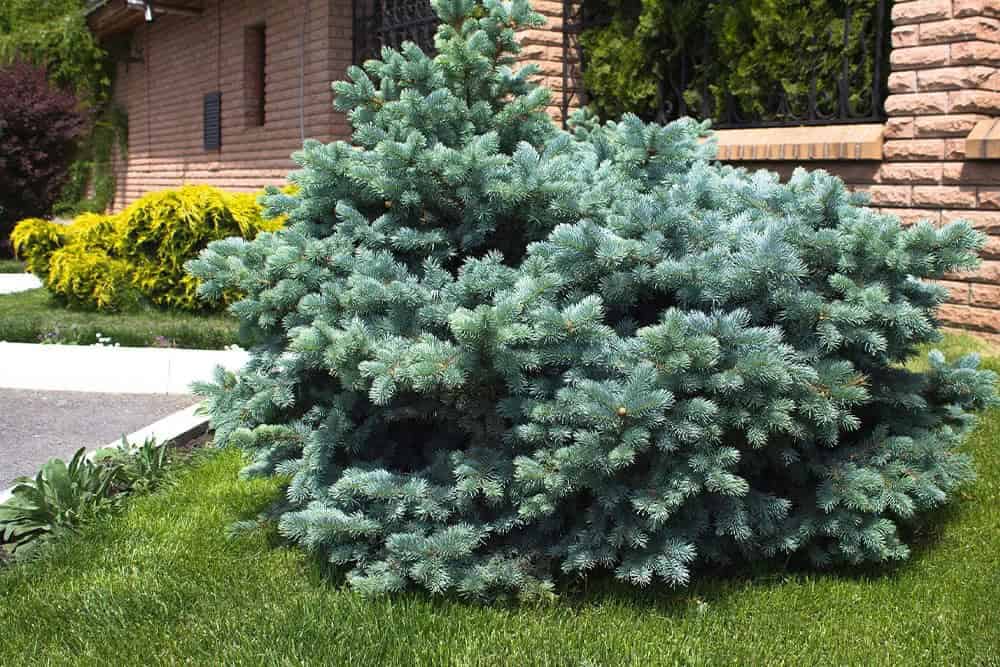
top-left (0, 273), bottom-right (41, 295)
top-left (0, 341), bottom-right (247, 500)
top-left (0, 389), bottom-right (198, 489)
top-left (0, 341), bottom-right (248, 394)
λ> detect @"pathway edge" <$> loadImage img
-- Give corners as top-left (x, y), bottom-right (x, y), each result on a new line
top-left (0, 402), bottom-right (210, 504)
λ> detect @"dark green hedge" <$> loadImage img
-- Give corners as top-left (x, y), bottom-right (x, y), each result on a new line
top-left (580, 0), bottom-right (889, 124)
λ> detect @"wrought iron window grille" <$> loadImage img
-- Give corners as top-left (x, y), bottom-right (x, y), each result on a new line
top-left (353, 0), bottom-right (440, 65)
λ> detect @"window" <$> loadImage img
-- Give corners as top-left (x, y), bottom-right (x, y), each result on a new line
top-left (244, 24), bottom-right (265, 127)
top-left (353, 0), bottom-right (438, 64)
top-left (204, 91), bottom-right (222, 150)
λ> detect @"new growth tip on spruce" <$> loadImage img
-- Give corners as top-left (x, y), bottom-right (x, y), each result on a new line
top-left (185, 0), bottom-right (997, 599)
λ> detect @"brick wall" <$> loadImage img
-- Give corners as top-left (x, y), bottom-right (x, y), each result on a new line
top-left (111, 0), bottom-right (573, 208)
top-left (519, 0), bottom-right (572, 120)
top-left (813, 0), bottom-right (1000, 339)
top-left (883, 0), bottom-right (1000, 337)
top-left (110, 0), bottom-right (352, 208)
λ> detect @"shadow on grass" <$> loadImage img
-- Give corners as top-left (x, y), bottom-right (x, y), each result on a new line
top-left (220, 471), bottom-right (975, 618)
top-left (208, 382), bottom-right (992, 620)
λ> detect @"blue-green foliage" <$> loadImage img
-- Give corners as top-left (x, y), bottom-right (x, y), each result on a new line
top-left (186, 0), bottom-right (997, 599)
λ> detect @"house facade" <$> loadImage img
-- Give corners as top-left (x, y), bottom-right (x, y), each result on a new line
top-left (86, 0), bottom-right (566, 204)
top-left (87, 0), bottom-right (999, 338)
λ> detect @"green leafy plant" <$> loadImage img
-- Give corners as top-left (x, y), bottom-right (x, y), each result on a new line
top-left (1, 438), bottom-right (187, 562)
top-left (107, 437), bottom-right (173, 493)
top-left (53, 104), bottom-right (129, 217)
top-left (0, 0), bottom-right (108, 105)
top-left (0, 448), bottom-right (119, 559)
top-left (1, 2), bottom-right (129, 222)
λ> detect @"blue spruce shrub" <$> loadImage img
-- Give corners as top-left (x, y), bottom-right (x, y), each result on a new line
top-left (187, 0), bottom-right (997, 599)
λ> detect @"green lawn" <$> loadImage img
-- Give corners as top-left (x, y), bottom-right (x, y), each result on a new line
top-left (0, 288), bottom-right (239, 349)
top-left (0, 336), bottom-right (997, 665)
top-left (0, 258), bottom-right (25, 273)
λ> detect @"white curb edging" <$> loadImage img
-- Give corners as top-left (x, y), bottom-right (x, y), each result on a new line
top-left (0, 273), bottom-right (42, 295)
top-left (0, 402), bottom-right (210, 505)
top-left (0, 342), bottom-right (248, 394)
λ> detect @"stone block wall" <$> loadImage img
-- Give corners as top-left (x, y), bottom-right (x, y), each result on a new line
top-left (518, 0), bottom-right (573, 120)
top-left (106, 0), bottom-right (570, 207)
top-left (881, 0), bottom-right (1000, 337)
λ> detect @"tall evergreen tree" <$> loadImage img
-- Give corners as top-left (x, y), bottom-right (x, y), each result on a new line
top-left (187, 0), bottom-right (997, 599)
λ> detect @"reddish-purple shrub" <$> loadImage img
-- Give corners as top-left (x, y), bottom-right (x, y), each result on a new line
top-left (0, 63), bottom-right (85, 255)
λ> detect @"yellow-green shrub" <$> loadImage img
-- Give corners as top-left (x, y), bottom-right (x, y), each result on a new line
top-left (11, 184), bottom-right (283, 311)
top-left (47, 245), bottom-right (137, 310)
top-left (111, 185), bottom-right (283, 310)
top-left (10, 217), bottom-right (70, 276)
top-left (66, 212), bottom-right (119, 250)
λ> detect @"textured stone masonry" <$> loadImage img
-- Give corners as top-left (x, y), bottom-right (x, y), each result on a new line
top-left (861, 0), bottom-right (1000, 335)
top-left (707, 0), bottom-right (1000, 337)
top-left (520, 0), bottom-right (1000, 337)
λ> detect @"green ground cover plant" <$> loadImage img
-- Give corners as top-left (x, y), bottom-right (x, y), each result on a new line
top-left (0, 288), bottom-right (238, 349)
top-left (0, 438), bottom-right (179, 561)
top-left (0, 336), bottom-right (996, 664)
top-left (187, 0), bottom-right (995, 600)
top-left (0, 448), bottom-right (118, 559)
top-left (0, 259), bottom-right (24, 273)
